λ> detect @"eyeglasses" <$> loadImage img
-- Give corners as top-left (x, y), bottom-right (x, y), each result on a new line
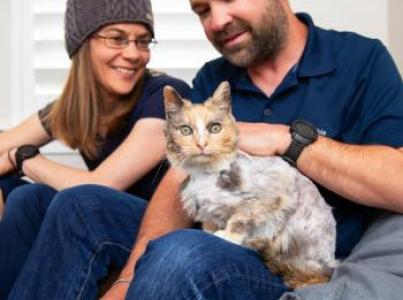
top-left (94, 33), bottom-right (158, 51)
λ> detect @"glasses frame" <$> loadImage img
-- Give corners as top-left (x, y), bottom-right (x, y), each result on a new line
top-left (93, 33), bottom-right (158, 51)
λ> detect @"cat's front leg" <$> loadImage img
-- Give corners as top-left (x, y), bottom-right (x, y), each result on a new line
top-left (214, 229), bottom-right (246, 245)
top-left (202, 222), bottom-right (220, 233)
top-left (213, 213), bottom-right (252, 245)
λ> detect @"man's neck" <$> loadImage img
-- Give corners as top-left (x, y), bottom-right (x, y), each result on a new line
top-left (247, 14), bottom-right (308, 97)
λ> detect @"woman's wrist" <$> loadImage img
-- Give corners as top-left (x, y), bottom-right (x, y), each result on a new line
top-left (113, 277), bottom-right (132, 286)
top-left (7, 147), bottom-right (18, 171)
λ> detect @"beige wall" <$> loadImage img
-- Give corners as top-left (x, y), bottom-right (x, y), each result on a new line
top-left (389, 0), bottom-right (403, 75)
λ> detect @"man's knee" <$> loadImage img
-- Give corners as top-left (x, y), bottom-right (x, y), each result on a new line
top-left (135, 229), bottom-right (259, 279)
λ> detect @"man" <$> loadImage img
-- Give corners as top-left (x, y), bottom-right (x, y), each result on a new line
top-left (103, 0), bottom-right (403, 299)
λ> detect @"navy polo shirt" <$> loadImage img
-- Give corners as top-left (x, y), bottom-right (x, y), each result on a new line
top-left (190, 14), bottom-right (403, 257)
top-left (82, 71), bottom-right (191, 200)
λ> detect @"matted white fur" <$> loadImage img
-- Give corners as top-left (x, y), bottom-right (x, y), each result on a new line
top-left (163, 81), bottom-right (338, 288)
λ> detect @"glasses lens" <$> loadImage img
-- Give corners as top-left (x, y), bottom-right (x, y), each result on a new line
top-left (136, 38), bottom-right (151, 51)
top-left (106, 36), bottom-right (127, 48)
top-left (148, 39), bottom-right (157, 50)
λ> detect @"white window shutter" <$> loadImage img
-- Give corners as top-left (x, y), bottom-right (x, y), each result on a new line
top-left (32, 0), bottom-right (220, 118)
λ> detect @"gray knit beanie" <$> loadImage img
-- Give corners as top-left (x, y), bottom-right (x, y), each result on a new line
top-left (65, 0), bottom-right (154, 58)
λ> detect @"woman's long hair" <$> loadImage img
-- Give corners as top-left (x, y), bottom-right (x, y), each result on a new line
top-left (46, 40), bottom-right (144, 159)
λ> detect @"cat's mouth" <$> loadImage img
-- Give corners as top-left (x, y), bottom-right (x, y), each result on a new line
top-left (193, 153), bottom-right (213, 159)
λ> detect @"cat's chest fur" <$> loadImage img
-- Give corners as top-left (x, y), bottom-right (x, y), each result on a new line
top-left (181, 155), bottom-right (298, 225)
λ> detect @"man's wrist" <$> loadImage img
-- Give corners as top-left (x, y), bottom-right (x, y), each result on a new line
top-left (281, 120), bottom-right (319, 166)
top-left (276, 125), bottom-right (292, 155)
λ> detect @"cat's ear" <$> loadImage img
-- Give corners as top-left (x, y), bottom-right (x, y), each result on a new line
top-left (210, 81), bottom-right (231, 112)
top-left (163, 85), bottom-right (184, 115)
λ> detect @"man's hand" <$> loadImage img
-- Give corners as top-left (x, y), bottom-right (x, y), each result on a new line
top-left (237, 122), bottom-right (290, 156)
top-left (100, 281), bottom-right (130, 300)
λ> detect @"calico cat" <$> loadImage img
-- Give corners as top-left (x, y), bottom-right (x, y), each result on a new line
top-left (163, 81), bottom-right (337, 288)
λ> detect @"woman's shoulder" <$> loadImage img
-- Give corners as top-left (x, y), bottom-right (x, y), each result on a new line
top-left (144, 69), bottom-right (191, 97)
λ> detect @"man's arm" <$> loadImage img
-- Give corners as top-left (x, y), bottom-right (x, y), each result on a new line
top-left (237, 122), bottom-right (403, 213)
top-left (298, 137), bottom-right (403, 212)
top-left (101, 167), bottom-right (193, 299)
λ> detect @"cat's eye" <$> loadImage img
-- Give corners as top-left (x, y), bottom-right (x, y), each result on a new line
top-left (179, 125), bottom-right (193, 136)
top-left (208, 123), bottom-right (222, 134)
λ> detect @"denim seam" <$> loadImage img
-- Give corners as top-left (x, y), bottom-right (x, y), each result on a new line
top-left (69, 195), bottom-right (133, 299)
top-left (194, 274), bottom-right (286, 300)
top-left (76, 241), bottom-right (131, 300)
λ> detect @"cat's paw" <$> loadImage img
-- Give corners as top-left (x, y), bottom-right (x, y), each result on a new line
top-left (214, 230), bottom-right (245, 245)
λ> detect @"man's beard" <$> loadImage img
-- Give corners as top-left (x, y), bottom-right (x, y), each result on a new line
top-left (211, 1), bottom-right (289, 67)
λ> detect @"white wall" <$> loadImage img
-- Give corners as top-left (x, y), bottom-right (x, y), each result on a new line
top-left (0, 1), bottom-right (11, 128)
top-left (291, 0), bottom-right (389, 43)
top-left (0, 0), bottom-right (402, 130)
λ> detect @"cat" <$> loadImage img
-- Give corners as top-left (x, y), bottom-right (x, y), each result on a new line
top-left (163, 81), bottom-right (338, 288)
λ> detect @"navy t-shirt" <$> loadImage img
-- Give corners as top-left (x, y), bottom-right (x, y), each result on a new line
top-left (190, 14), bottom-right (403, 257)
top-left (40, 70), bottom-right (191, 201)
top-left (84, 71), bottom-right (191, 200)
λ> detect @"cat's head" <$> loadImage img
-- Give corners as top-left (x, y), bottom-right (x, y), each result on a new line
top-left (164, 81), bottom-right (238, 172)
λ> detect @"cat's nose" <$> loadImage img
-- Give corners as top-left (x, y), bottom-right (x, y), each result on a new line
top-left (196, 142), bottom-right (208, 151)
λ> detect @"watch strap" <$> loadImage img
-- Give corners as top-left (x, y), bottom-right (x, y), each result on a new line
top-left (15, 145), bottom-right (40, 177)
top-left (281, 139), bottom-right (305, 166)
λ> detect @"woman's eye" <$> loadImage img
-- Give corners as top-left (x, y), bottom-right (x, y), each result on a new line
top-left (179, 125), bottom-right (193, 136)
top-left (209, 123), bottom-right (222, 134)
top-left (109, 36), bottom-right (126, 45)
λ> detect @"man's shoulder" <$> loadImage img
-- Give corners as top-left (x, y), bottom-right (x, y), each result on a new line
top-left (198, 57), bottom-right (238, 77)
top-left (319, 26), bottom-right (385, 58)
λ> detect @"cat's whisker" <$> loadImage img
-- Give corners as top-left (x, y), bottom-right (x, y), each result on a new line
top-left (236, 149), bottom-right (253, 160)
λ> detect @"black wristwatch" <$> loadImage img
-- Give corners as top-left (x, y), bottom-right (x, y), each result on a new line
top-left (15, 145), bottom-right (40, 176)
top-left (281, 120), bottom-right (318, 167)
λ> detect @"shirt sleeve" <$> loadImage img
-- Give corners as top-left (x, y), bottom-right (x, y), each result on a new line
top-left (343, 41), bottom-right (403, 147)
top-left (37, 101), bottom-right (55, 137)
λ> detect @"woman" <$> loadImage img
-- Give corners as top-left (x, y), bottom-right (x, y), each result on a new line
top-left (0, 0), bottom-right (190, 298)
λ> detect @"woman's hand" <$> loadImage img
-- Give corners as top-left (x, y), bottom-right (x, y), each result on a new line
top-left (100, 280), bottom-right (130, 300)
top-left (0, 150), bottom-right (15, 176)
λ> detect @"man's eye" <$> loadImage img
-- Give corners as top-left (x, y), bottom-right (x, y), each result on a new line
top-left (194, 7), bottom-right (209, 17)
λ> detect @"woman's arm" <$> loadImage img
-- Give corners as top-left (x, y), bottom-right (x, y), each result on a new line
top-left (0, 114), bottom-right (51, 175)
top-left (17, 118), bottom-right (166, 191)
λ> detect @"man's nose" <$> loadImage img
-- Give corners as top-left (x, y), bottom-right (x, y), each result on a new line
top-left (207, 4), bottom-right (233, 32)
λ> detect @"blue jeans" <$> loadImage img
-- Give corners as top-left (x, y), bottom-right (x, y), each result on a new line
top-left (1, 184), bottom-right (147, 300)
top-left (0, 175), bottom-right (30, 201)
top-left (0, 178), bottom-right (57, 298)
top-left (127, 229), bottom-right (290, 300)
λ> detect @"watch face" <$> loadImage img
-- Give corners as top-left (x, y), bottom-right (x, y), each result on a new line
top-left (294, 121), bottom-right (318, 139)
top-left (18, 145), bottom-right (39, 157)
